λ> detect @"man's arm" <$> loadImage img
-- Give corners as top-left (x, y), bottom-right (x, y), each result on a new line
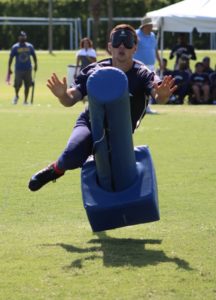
top-left (32, 52), bottom-right (38, 72)
top-left (8, 55), bottom-right (13, 74)
top-left (47, 73), bottom-right (82, 107)
top-left (189, 45), bottom-right (197, 60)
top-left (169, 45), bottom-right (177, 60)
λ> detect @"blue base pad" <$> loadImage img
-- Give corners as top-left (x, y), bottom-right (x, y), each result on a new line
top-left (81, 146), bottom-right (160, 232)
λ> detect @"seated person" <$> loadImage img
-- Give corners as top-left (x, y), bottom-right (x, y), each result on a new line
top-left (178, 54), bottom-right (193, 75)
top-left (156, 58), bottom-right (172, 79)
top-left (168, 61), bottom-right (190, 104)
top-left (209, 71), bottom-right (216, 103)
top-left (202, 56), bottom-right (214, 74)
top-left (189, 62), bottom-right (210, 104)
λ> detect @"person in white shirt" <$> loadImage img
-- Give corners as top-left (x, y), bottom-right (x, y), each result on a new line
top-left (74, 37), bottom-right (97, 78)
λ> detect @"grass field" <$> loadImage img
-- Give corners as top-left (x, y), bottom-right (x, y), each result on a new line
top-left (0, 51), bottom-right (216, 300)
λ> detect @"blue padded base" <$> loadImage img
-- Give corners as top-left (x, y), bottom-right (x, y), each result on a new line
top-left (81, 146), bottom-right (160, 232)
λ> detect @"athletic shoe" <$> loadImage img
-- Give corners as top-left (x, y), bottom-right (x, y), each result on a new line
top-left (23, 101), bottom-right (28, 105)
top-left (12, 96), bottom-right (19, 105)
top-left (146, 105), bottom-right (157, 114)
top-left (28, 164), bottom-right (64, 191)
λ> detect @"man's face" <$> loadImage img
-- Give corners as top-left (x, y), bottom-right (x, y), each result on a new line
top-left (196, 63), bottom-right (204, 73)
top-left (142, 24), bottom-right (153, 33)
top-left (18, 36), bottom-right (27, 43)
top-left (108, 29), bottom-right (137, 63)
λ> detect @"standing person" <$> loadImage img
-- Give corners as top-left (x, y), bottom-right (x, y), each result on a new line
top-left (133, 17), bottom-right (162, 112)
top-left (74, 37), bottom-right (97, 79)
top-left (169, 33), bottom-right (196, 71)
top-left (28, 24), bottom-right (176, 192)
top-left (8, 31), bottom-right (37, 105)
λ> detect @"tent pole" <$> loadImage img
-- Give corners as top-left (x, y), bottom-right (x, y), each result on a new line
top-left (160, 17), bottom-right (164, 60)
top-left (159, 17), bottom-right (164, 77)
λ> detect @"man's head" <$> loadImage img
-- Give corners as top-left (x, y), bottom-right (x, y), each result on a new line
top-left (195, 62), bottom-right (204, 73)
top-left (108, 24), bottom-right (138, 68)
top-left (162, 58), bottom-right (168, 68)
top-left (110, 24), bottom-right (138, 49)
top-left (139, 17), bottom-right (153, 33)
top-left (202, 56), bottom-right (210, 67)
top-left (177, 33), bottom-right (187, 45)
top-left (18, 31), bottom-right (27, 43)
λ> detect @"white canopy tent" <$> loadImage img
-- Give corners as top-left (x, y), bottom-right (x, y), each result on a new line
top-left (146, 0), bottom-right (216, 52)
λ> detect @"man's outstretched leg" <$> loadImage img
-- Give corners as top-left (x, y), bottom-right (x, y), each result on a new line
top-left (28, 114), bottom-right (92, 191)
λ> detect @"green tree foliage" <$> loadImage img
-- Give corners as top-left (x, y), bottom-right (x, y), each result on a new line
top-left (0, 0), bottom-right (210, 50)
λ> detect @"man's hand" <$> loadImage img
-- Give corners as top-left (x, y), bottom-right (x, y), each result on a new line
top-left (47, 72), bottom-right (82, 107)
top-left (154, 75), bottom-right (177, 104)
top-left (47, 73), bottom-right (68, 100)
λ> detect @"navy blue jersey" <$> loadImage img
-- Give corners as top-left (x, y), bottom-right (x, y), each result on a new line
top-left (169, 44), bottom-right (196, 63)
top-left (209, 72), bottom-right (216, 86)
top-left (74, 58), bottom-right (158, 131)
top-left (10, 42), bottom-right (36, 71)
top-left (190, 72), bottom-right (210, 85)
top-left (171, 70), bottom-right (190, 85)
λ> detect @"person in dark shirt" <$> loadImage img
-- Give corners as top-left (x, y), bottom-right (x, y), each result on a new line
top-left (169, 33), bottom-right (196, 71)
top-left (168, 61), bottom-right (190, 104)
top-left (202, 56), bottom-right (214, 74)
top-left (209, 71), bottom-right (216, 103)
top-left (189, 62), bottom-right (210, 104)
top-left (28, 24), bottom-right (177, 192)
top-left (8, 31), bottom-right (37, 105)
top-left (156, 58), bottom-right (172, 79)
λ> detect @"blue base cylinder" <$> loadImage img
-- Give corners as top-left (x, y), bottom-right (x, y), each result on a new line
top-left (81, 146), bottom-right (160, 232)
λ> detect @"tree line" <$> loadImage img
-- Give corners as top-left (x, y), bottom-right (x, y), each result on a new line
top-left (0, 0), bottom-right (211, 50)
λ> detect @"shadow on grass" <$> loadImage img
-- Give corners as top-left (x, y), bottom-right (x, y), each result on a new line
top-left (44, 232), bottom-right (193, 270)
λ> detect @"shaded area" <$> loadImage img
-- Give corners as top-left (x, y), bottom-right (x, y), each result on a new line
top-left (42, 232), bottom-right (193, 270)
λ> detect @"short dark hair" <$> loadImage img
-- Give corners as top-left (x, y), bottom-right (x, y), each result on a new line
top-left (19, 31), bottom-right (27, 37)
top-left (110, 24), bottom-right (138, 45)
top-left (195, 62), bottom-right (204, 68)
top-left (202, 56), bottom-right (210, 62)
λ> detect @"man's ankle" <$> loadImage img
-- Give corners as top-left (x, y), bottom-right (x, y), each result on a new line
top-left (53, 162), bottom-right (65, 175)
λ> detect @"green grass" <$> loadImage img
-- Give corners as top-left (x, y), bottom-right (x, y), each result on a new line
top-left (0, 51), bottom-right (216, 300)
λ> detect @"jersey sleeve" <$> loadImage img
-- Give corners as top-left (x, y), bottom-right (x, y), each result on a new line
top-left (89, 49), bottom-right (97, 58)
top-left (139, 67), bottom-right (160, 95)
top-left (29, 44), bottom-right (36, 56)
top-left (10, 45), bottom-right (17, 57)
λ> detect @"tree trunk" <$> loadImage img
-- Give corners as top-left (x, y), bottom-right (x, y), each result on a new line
top-left (107, 0), bottom-right (113, 43)
top-left (89, 0), bottom-right (101, 49)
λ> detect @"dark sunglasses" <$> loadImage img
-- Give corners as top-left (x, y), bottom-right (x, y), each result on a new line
top-left (111, 30), bottom-right (136, 49)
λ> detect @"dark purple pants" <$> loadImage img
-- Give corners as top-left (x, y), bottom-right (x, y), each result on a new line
top-left (57, 111), bottom-right (93, 170)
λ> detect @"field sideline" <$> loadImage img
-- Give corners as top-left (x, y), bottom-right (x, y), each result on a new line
top-left (0, 51), bottom-right (216, 299)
